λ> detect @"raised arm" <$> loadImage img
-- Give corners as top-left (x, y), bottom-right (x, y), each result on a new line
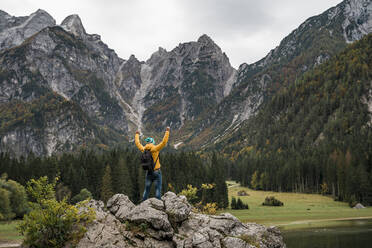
top-left (154, 127), bottom-right (170, 152)
top-left (135, 131), bottom-right (144, 152)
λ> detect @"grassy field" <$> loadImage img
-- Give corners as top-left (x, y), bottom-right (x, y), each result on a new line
top-left (0, 221), bottom-right (22, 246)
top-left (223, 181), bottom-right (372, 230)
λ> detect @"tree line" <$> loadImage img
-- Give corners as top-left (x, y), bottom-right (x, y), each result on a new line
top-left (0, 148), bottom-right (228, 220)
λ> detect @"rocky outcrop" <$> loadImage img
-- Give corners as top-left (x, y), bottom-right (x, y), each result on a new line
top-left (129, 34), bottom-right (237, 132)
top-left (0, 10), bottom-right (128, 155)
top-left (75, 192), bottom-right (285, 248)
top-left (0, 9), bottom-right (55, 51)
top-left (342, 0), bottom-right (372, 43)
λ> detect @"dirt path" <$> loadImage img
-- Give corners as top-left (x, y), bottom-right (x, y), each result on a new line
top-left (277, 216), bottom-right (372, 226)
top-left (0, 241), bottom-right (21, 248)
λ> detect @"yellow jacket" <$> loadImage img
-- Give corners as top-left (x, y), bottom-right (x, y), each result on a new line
top-left (135, 131), bottom-right (169, 170)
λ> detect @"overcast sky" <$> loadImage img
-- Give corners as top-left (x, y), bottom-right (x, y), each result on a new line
top-left (2, 0), bottom-right (342, 68)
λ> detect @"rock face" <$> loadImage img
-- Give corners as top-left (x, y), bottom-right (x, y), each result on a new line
top-left (0, 9), bottom-right (236, 155)
top-left (0, 9), bottom-right (56, 50)
top-left (0, 10), bottom-right (127, 155)
top-left (120, 34), bottom-right (237, 133)
top-left (75, 192), bottom-right (285, 248)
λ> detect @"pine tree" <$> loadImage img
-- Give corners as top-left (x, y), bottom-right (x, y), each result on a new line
top-left (100, 164), bottom-right (113, 204)
top-left (112, 157), bottom-right (132, 196)
top-left (236, 198), bottom-right (243, 209)
top-left (231, 197), bottom-right (237, 209)
top-left (251, 171), bottom-right (259, 189)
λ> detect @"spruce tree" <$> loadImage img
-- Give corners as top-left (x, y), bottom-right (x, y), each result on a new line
top-left (112, 157), bottom-right (132, 196)
top-left (236, 198), bottom-right (243, 209)
top-left (100, 164), bottom-right (114, 204)
top-left (231, 197), bottom-right (237, 209)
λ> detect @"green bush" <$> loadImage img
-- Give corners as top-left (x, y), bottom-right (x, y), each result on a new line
top-left (178, 184), bottom-right (198, 204)
top-left (231, 197), bottom-right (237, 209)
top-left (71, 188), bottom-right (92, 204)
top-left (0, 188), bottom-right (14, 220)
top-left (231, 197), bottom-right (249, 209)
top-left (348, 195), bottom-right (358, 208)
top-left (0, 174), bottom-right (28, 220)
top-left (262, 196), bottom-right (284, 206)
top-left (18, 176), bottom-right (95, 248)
top-left (4, 179), bottom-right (28, 217)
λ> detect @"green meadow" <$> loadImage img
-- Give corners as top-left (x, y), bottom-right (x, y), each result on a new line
top-left (223, 181), bottom-right (372, 230)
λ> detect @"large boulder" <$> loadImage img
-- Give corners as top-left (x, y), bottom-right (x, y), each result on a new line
top-left (126, 198), bottom-right (174, 238)
top-left (353, 203), bottom-right (366, 209)
top-left (106, 193), bottom-right (135, 220)
top-left (162, 191), bottom-right (192, 224)
top-left (74, 200), bottom-right (144, 248)
top-left (73, 192), bottom-right (286, 248)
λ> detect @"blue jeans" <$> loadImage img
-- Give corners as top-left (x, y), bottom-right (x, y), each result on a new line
top-left (142, 170), bottom-right (162, 201)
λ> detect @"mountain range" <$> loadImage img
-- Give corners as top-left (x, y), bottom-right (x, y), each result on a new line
top-left (0, 0), bottom-right (371, 156)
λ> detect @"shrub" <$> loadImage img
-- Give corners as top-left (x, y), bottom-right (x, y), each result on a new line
top-left (179, 184), bottom-right (198, 204)
top-left (0, 188), bottom-right (14, 220)
top-left (18, 176), bottom-right (95, 248)
top-left (231, 197), bottom-right (237, 209)
top-left (262, 196), bottom-right (284, 206)
top-left (0, 174), bottom-right (28, 219)
top-left (195, 202), bottom-right (218, 215)
top-left (179, 184), bottom-right (218, 214)
top-left (236, 198), bottom-right (249, 209)
top-left (125, 221), bottom-right (149, 234)
top-left (5, 179), bottom-right (28, 218)
top-left (71, 188), bottom-right (92, 204)
top-left (231, 196), bottom-right (249, 210)
top-left (238, 234), bottom-right (260, 247)
top-left (348, 195), bottom-right (358, 208)
top-left (237, 190), bottom-right (249, 196)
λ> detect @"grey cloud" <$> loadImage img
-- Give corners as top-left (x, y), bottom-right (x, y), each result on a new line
top-left (177, 0), bottom-right (275, 36)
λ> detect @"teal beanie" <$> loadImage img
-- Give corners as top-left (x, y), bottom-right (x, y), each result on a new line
top-left (144, 137), bottom-right (155, 144)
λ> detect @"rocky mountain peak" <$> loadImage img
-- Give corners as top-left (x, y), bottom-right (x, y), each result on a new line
top-left (34, 9), bottom-right (50, 16)
top-left (0, 9), bottom-right (55, 50)
top-left (27, 9), bottom-right (55, 27)
top-left (0, 10), bottom-right (10, 17)
top-left (128, 54), bottom-right (139, 62)
top-left (60, 14), bottom-right (86, 38)
top-left (197, 34), bottom-right (215, 44)
top-left (157, 46), bottom-right (167, 55)
top-left (146, 46), bottom-right (169, 65)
